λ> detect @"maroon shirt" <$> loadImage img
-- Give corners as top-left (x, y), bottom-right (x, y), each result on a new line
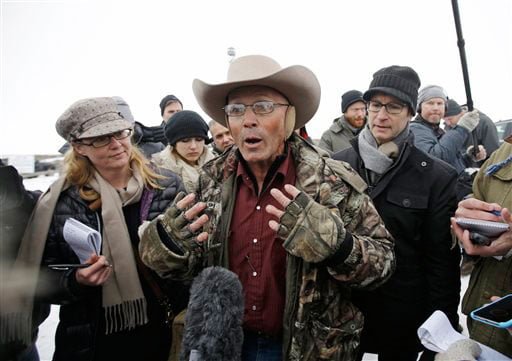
top-left (229, 148), bottom-right (296, 338)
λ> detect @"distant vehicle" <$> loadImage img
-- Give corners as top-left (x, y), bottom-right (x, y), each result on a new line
top-left (495, 119), bottom-right (512, 143)
top-left (35, 160), bottom-right (57, 172)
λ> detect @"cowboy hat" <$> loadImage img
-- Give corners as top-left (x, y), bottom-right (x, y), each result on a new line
top-left (192, 55), bottom-right (321, 130)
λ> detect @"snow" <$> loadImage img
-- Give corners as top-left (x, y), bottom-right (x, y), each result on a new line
top-left (23, 175), bottom-right (470, 361)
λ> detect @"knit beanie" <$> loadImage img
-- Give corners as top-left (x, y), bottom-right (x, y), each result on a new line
top-left (341, 90), bottom-right (365, 113)
top-left (159, 94), bottom-right (183, 116)
top-left (363, 65), bottom-right (421, 114)
top-left (417, 85), bottom-right (447, 111)
top-left (164, 110), bottom-right (210, 146)
top-left (445, 99), bottom-right (462, 117)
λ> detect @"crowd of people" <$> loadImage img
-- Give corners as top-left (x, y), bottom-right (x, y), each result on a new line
top-left (0, 54), bottom-right (510, 361)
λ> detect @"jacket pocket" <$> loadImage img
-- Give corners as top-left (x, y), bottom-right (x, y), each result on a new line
top-left (386, 189), bottom-right (428, 210)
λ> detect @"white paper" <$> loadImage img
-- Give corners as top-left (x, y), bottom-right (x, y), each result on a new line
top-left (63, 218), bottom-right (102, 263)
top-left (418, 310), bottom-right (511, 360)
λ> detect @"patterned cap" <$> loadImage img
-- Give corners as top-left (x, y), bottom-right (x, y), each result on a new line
top-left (55, 97), bottom-right (133, 141)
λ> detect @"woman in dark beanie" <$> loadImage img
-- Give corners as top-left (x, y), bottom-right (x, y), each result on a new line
top-left (152, 110), bottom-right (215, 192)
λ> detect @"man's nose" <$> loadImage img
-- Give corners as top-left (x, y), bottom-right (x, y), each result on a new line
top-left (241, 109), bottom-right (258, 126)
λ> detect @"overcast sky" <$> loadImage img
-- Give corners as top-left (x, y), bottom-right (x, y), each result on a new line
top-left (1, 0), bottom-right (511, 155)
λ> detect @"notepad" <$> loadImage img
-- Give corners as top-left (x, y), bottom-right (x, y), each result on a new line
top-left (63, 218), bottom-right (102, 263)
top-left (418, 310), bottom-right (511, 360)
top-left (455, 218), bottom-right (509, 238)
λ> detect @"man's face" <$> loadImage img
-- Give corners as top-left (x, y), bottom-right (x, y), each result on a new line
top-left (368, 93), bottom-right (411, 144)
top-left (162, 101), bottom-right (183, 123)
top-left (420, 98), bottom-right (445, 124)
top-left (443, 113), bottom-right (464, 128)
top-left (210, 122), bottom-right (234, 152)
top-left (227, 86), bottom-right (288, 170)
top-left (344, 101), bottom-right (366, 128)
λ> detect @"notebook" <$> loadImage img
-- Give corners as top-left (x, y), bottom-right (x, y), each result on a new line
top-left (62, 217), bottom-right (102, 263)
top-left (455, 218), bottom-right (509, 238)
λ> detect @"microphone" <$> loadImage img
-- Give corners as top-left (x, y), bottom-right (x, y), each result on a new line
top-left (180, 266), bottom-right (244, 361)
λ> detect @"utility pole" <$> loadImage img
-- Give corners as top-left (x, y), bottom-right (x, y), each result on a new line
top-left (227, 47), bottom-right (236, 63)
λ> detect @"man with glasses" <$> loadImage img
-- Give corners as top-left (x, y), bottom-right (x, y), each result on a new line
top-left (333, 65), bottom-right (461, 361)
top-left (139, 55), bottom-right (395, 361)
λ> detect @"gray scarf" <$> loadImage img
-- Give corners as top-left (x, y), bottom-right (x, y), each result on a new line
top-left (358, 124), bottom-right (410, 183)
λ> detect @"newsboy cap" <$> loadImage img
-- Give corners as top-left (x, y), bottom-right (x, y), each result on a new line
top-left (56, 97), bottom-right (133, 141)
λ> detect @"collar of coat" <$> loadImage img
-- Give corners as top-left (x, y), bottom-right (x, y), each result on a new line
top-left (200, 134), bottom-right (367, 196)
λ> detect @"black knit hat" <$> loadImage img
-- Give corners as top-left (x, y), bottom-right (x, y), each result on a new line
top-left (164, 110), bottom-right (211, 146)
top-left (159, 94), bottom-right (183, 116)
top-left (341, 90), bottom-right (365, 113)
top-left (363, 65), bottom-right (421, 113)
top-left (445, 99), bottom-right (462, 117)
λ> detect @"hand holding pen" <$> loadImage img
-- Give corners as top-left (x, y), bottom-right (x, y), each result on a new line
top-left (74, 254), bottom-right (112, 286)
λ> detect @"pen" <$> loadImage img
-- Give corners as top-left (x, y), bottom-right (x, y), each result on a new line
top-left (488, 210), bottom-right (502, 217)
top-left (48, 263), bottom-right (91, 270)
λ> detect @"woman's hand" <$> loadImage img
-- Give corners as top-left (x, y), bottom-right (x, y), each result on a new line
top-left (75, 254), bottom-right (113, 286)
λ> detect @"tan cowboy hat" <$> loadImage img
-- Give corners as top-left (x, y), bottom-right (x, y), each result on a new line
top-left (192, 55), bottom-right (321, 130)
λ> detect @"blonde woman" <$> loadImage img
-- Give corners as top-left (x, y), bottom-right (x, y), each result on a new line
top-left (7, 97), bottom-right (188, 361)
top-left (152, 110), bottom-right (215, 192)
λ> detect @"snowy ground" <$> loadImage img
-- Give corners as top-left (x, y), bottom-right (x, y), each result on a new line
top-left (24, 174), bottom-right (470, 361)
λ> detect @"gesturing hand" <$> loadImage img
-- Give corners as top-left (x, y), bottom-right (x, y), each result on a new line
top-left (265, 184), bottom-right (343, 263)
top-left (162, 192), bottom-right (210, 243)
top-left (266, 184), bottom-right (302, 236)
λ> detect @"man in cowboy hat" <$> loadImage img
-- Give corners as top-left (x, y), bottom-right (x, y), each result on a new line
top-left (139, 55), bottom-right (395, 360)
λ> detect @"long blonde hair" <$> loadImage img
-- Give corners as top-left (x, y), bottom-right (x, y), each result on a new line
top-left (63, 145), bottom-right (164, 203)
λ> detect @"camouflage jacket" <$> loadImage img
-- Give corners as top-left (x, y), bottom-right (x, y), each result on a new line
top-left (140, 135), bottom-right (395, 360)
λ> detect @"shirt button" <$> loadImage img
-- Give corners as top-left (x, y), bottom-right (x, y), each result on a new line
top-left (253, 271), bottom-right (257, 277)
top-left (421, 161), bottom-right (427, 167)
top-left (252, 305), bottom-right (257, 311)
top-left (256, 205), bottom-right (261, 210)
top-left (253, 238), bottom-right (258, 244)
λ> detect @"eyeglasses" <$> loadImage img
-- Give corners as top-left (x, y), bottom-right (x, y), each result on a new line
top-left (368, 101), bottom-right (406, 115)
top-left (223, 101), bottom-right (289, 117)
top-left (78, 129), bottom-right (133, 148)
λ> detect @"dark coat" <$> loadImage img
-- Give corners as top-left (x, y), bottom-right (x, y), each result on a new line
top-left (39, 168), bottom-right (187, 361)
top-left (0, 166), bottom-right (50, 360)
top-left (133, 121), bottom-right (167, 158)
top-left (333, 136), bottom-right (461, 353)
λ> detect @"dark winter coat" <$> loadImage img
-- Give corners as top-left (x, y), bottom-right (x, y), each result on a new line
top-left (0, 166), bottom-right (50, 360)
top-left (133, 121), bottom-right (167, 158)
top-left (333, 135), bottom-right (461, 353)
top-left (38, 168), bottom-right (187, 361)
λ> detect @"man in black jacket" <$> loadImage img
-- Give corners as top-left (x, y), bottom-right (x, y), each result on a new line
top-left (333, 65), bottom-right (461, 361)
